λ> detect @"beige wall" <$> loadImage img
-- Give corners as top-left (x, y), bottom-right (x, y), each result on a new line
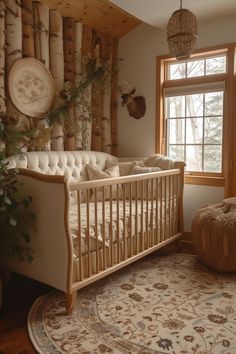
top-left (117, 15), bottom-right (236, 230)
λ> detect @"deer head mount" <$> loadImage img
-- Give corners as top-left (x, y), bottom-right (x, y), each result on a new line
top-left (121, 81), bottom-right (146, 120)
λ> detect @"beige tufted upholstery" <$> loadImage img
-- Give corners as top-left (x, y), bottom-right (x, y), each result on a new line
top-left (6, 151), bottom-right (118, 183)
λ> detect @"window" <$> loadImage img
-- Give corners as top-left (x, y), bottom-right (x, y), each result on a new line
top-left (156, 46), bottom-right (236, 187)
top-left (165, 89), bottom-right (224, 173)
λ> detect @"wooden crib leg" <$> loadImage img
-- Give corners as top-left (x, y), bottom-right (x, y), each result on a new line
top-left (66, 291), bottom-right (77, 315)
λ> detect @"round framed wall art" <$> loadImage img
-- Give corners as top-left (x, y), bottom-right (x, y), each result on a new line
top-left (8, 58), bottom-right (55, 118)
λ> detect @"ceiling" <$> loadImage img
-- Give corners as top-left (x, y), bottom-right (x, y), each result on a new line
top-left (40, 0), bottom-right (141, 38)
top-left (109, 0), bottom-right (236, 30)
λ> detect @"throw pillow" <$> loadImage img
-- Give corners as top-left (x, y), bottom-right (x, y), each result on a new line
top-left (146, 154), bottom-right (174, 170)
top-left (86, 164), bottom-right (122, 201)
top-left (126, 165), bottom-right (162, 200)
top-left (131, 165), bottom-right (162, 174)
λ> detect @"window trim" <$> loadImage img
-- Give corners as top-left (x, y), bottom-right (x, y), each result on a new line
top-left (156, 43), bottom-right (236, 188)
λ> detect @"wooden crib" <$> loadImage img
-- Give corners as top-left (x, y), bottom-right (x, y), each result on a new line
top-left (4, 151), bottom-right (185, 314)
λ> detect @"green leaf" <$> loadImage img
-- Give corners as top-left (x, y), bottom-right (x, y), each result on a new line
top-left (9, 217), bottom-right (17, 226)
top-left (4, 195), bottom-right (11, 205)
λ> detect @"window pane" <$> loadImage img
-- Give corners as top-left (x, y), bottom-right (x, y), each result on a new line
top-left (186, 145), bottom-right (203, 171)
top-left (204, 145), bottom-right (222, 172)
top-left (165, 55), bottom-right (225, 174)
top-left (204, 117), bottom-right (223, 144)
top-left (186, 118), bottom-right (203, 144)
top-left (205, 91), bottom-right (223, 116)
top-left (168, 119), bottom-right (185, 144)
top-left (167, 96), bottom-right (185, 118)
top-left (186, 94), bottom-right (203, 117)
top-left (187, 59), bottom-right (204, 78)
top-left (168, 62), bottom-right (186, 80)
top-left (206, 56), bottom-right (226, 75)
top-left (169, 145), bottom-right (185, 161)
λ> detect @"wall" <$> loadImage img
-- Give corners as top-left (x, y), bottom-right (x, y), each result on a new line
top-left (117, 15), bottom-right (236, 230)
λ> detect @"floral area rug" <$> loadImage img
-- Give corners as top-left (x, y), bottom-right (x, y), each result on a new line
top-left (28, 254), bottom-right (236, 354)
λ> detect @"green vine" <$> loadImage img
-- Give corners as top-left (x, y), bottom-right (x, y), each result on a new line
top-left (0, 53), bottom-right (121, 263)
top-left (46, 54), bottom-right (121, 148)
top-left (0, 152), bottom-right (35, 263)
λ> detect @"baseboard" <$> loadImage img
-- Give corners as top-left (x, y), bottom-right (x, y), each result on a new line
top-left (181, 231), bottom-right (193, 242)
top-left (180, 232), bottom-right (196, 253)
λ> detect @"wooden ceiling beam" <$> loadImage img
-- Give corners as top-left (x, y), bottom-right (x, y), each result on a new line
top-left (38, 0), bottom-right (141, 38)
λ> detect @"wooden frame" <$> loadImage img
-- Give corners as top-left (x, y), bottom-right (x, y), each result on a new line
top-left (6, 159), bottom-right (185, 315)
top-left (66, 166), bottom-right (185, 313)
top-left (156, 43), bottom-right (236, 191)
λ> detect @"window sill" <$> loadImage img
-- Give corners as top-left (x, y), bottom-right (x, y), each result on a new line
top-left (184, 174), bottom-right (225, 187)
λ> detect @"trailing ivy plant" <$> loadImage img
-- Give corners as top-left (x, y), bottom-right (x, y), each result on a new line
top-left (0, 50), bottom-right (121, 262)
top-left (47, 52), bottom-right (121, 149)
top-left (0, 120), bottom-right (35, 264)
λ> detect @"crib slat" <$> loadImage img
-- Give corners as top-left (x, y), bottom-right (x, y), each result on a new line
top-left (94, 188), bottom-right (99, 274)
top-left (170, 175), bottom-right (174, 237)
top-left (168, 175), bottom-right (171, 238)
top-left (164, 176), bottom-right (167, 241)
top-left (141, 180), bottom-right (144, 252)
top-left (102, 187), bottom-right (106, 270)
top-left (155, 177), bottom-right (159, 245)
top-left (174, 174), bottom-right (178, 234)
top-left (135, 181), bottom-right (138, 255)
top-left (146, 179), bottom-right (149, 249)
top-left (151, 178), bottom-right (154, 247)
top-left (129, 182), bottom-right (132, 257)
top-left (123, 183), bottom-right (126, 261)
top-left (116, 184), bottom-right (120, 264)
top-left (109, 185), bottom-right (113, 266)
top-left (86, 189), bottom-right (91, 277)
top-left (160, 176), bottom-right (163, 243)
top-left (77, 190), bottom-right (83, 281)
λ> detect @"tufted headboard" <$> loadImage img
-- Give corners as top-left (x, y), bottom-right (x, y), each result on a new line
top-left (6, 151), bottom-right (118, 183)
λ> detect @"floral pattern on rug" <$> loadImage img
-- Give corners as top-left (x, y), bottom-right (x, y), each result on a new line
top-left (28, 254), bottom-right (236, 354)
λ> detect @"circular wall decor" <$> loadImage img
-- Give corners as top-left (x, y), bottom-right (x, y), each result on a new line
top-left (8, 58), bottom-right (55, 118)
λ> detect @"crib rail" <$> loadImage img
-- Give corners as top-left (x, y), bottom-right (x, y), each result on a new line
top-left (68, 168), bottom-right (183, 291)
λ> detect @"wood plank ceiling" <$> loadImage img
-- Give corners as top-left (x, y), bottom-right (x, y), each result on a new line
top-left (39, 0), bottom-right (141, 38)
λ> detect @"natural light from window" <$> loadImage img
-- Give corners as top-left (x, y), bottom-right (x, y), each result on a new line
top-left (168, 55), bottom-right (226, 80)
top-left (165, 55), bottom-right (226, 173)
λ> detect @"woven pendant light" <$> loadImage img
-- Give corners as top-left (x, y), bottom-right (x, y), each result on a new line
top-left (167, 0), bottom-right (197, 60)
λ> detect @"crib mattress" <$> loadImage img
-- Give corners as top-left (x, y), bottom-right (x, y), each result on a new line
top-left (69, 200), bottom-right (174, 257)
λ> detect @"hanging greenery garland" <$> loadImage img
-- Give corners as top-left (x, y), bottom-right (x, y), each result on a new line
top-left (0, 51), bottom-right (120, 263)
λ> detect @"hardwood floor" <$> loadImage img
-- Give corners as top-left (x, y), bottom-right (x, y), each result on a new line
top-left (0, 273), bottom-right (52, 354)
top-left (0, 241), bottom-right (196, 354)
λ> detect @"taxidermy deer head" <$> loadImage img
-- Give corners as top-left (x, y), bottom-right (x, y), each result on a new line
top-left (121, 81), bottom-right (146, 120)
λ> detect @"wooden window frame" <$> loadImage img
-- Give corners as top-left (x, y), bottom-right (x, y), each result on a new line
top-left (156, 43), bottom-right (236, 188)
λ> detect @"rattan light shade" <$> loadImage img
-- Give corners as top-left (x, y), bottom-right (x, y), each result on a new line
top-left (167, 8), bottom-right (197, 60)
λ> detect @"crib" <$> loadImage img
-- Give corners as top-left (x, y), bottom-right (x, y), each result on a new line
top-left (5, 151), bottom-right (185, 314)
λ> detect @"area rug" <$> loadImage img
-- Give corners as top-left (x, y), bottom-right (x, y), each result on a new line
top-left (28, 254), bottom-right (236, 354)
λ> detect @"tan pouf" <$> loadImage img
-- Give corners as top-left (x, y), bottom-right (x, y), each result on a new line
top-left (192, 197), bottom-right (236, 272)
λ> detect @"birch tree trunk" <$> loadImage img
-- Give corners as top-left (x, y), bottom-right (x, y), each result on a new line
top-left (0, 1), bottom-right (6, 115)
top-left (81, 25), bottom-right (92, 150)
top-left (63, 17), bottom-right (75, 150)
top-left (0, 1), bottom-right (6, 151)
top-left (91, 31), bottom-right (103, 152)
top-left (21, 0), bottom-right (34, 58)
top-left (5, 0), bottom-right (31, 152)
top-left (101, 35), bottom-right (113, 154)
top-left (49, 9), bottom-right (64, 151)
top-left (111, 38), bottom-right (118, 156)
top-left (74, 21), bottom-right (83, 150)
top-left (32, 1), bottom-right (50, 150)
top-left (33, 1), bottom-right (49, 68)
top-left (102, 54), bottom-right (112, 154)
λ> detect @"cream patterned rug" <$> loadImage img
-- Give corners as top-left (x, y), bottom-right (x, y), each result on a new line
top-left (28, 254), bottom-right (236, 354)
